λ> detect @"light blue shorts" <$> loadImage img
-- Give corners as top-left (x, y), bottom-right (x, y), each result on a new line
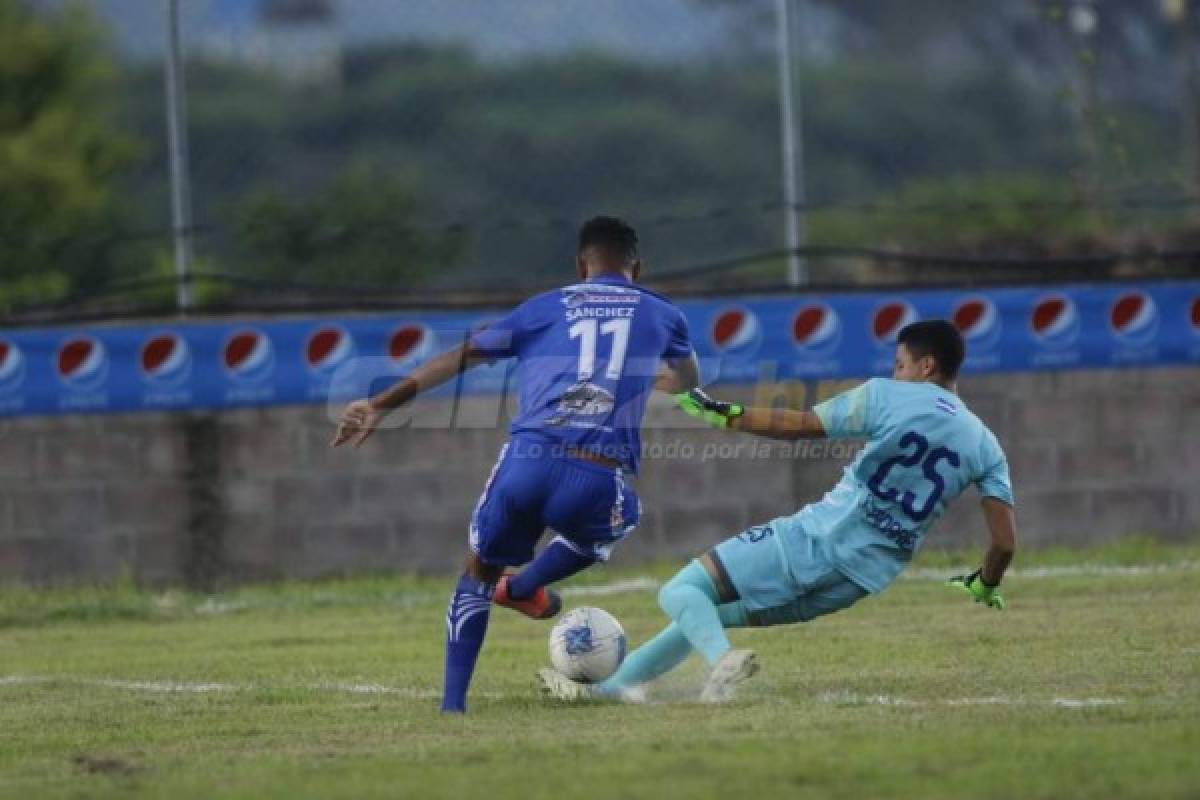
top-left (709, 523), bottom-right (867, 627)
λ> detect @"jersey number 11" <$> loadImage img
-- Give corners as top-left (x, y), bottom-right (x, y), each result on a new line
top-left (569, 318), bottom-right (631, 382)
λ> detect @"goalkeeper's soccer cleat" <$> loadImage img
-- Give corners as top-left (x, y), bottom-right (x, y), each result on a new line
top-left (700, 649), bottom-right (759, 704)
top-left (494, 576), bottom-right (562, 620)
top-left (676, 389), bottom-right (745, 429)
top-left (947, 569), bottom-right (1006, 610)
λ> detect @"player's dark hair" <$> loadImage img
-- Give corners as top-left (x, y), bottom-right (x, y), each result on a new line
top-left (897, 319), bottom-right (965, 380)
top-left (578, 216), bottom-right (639, 265)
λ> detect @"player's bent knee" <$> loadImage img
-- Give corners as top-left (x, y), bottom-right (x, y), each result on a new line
top-left (465, 553), bottom-right (503, 584)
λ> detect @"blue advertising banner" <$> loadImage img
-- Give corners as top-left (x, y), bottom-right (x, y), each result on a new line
top-left (0, 280), bottom-right (1197, 417)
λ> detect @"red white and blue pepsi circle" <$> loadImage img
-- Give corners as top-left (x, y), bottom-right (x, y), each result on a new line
top-left (953, 296), bottom-right (1002, 350)
top-left (389, 323), bottom-right (434, 363)
top-left (870, 299), bottom-right (918, 347)
top-left (791, 303), bottom-right (841, 356)
top-left (0, 339), bottom-right (25, 395)
top-left (305, 325), bottom-right (356, 375)
top-left (1029, 293), bottom-right (1080, 349)
top-left (710, 306), bottom-right (762, 356)
top-left (56, 336), bottom-right (109, 391)
top-left (222, 329), bottom-right (275, 383)
top-left (1108, 290), bottom-right (1159, 347)
top-left (139, 331), bottom-right (192, 387)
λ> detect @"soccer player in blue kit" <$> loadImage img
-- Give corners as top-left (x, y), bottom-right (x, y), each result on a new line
top-left (539, 319), bottom-right (1017, 704)
top-left (332, 217), bottom-right (700, 713)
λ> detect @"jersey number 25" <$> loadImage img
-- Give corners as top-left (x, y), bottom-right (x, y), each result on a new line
top-left (866, 430), bottom-right (960, 522)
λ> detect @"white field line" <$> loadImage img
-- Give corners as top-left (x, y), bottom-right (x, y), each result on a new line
top-left (903, 561), bottom-right (1200, 581)
top-left (0, 675), bottom-right (490, 699)
top-left (562, 578), bottom-right (659, 597)
top-left (2, 675), bottom-right (1127, 710)
top-left (184, 562), bottom-right (1197, 616)
top-left (554, 561), bottom-right (1200, 600)
top-left (816, 689), bottom-right (1126, 709)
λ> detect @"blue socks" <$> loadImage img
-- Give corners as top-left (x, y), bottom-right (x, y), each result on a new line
top-left (441, 573), bottom-right (494, 713)
top-left (506, 537), bottom-right (596, 600)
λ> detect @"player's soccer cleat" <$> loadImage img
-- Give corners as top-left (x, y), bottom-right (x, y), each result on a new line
top-left (537, 667), bottom-right (596, 702)
top-left (700, 649), bottom-right (759, 704)
top-left (494, 575), bottom-right (562, 620)
top-left (536, 668), bottom-right (646, 704)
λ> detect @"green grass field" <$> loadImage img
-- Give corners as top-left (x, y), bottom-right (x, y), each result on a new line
top-left (2, 541), bottom-right (1198, 799)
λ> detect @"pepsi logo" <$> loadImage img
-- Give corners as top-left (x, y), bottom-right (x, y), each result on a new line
top-left (953, 296), bottom-right (1001, 347)
top-left (710, 306), bottom-right (762, 354)
top-left (1029, 294), bottom-right (1080, 348)
top-left (222, 329), bottom-right (275, 383)
top-left (140, 332), bottom-right (191, 386)
top-left (871, 300), bottom-right (918, 346)
top-left (305, 325), bottom-right (355, 375)
top-left (1191, 296), bottom-right (1200, 336)
top-left (56, 336), bottom-right (109, 390)
top-left (791, 303), bottom-right (841, 355)
top-left (1109, 291), bottom-right (1159, 346)
top-left (0, 339), bottom-right (25, 394)
top-left (389, 324), bottom-right (433, 363)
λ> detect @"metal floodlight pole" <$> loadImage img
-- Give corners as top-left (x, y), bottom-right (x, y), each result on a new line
top-left (164, 0), bottom-right (195, 312)
top-left (775, 0), bottom-right (807, 287)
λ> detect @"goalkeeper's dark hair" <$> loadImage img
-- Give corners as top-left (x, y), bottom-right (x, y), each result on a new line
top-left (897, 319), bottom-right (965, 380)
top-left (578, 216), bottom-right (639, 265)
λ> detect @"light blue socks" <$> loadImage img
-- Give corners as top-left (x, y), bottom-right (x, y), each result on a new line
top-left (598, 560), bottom-right (748, 695)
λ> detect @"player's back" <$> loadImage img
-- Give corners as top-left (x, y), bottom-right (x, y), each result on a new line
top-left (473, 274), bottom-right (692, 474)
top-left (796, 378), bottom-right (1012, 592)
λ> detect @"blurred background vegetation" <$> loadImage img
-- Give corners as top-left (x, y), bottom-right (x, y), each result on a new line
top-left (3, 0), bottom-right (1200, 317)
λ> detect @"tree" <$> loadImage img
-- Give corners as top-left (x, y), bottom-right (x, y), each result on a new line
top-left (0, 0), bottom-right (139, 312)
top-left (233, 165), bottom-right (463, 289)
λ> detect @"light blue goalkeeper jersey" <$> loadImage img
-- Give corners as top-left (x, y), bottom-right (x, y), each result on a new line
top-left (775, 378), bottom-right (1013, 594)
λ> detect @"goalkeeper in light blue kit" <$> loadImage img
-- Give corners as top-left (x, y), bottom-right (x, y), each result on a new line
top-left (539, 319), bottom-right (1017, 703)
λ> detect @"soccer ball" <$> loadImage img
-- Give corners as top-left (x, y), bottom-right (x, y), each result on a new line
top-left (548, 607), bottom-right (627, 683)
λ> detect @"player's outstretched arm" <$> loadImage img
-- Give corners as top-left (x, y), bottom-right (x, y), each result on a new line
top-left (331, 342), bottom-right (488, 448)
top-left (655, 353), bottom-right (701, 395)
top-left (676, 389), bottom-right (826, 440)
top-left (948, 497), bottom-right (1017, 609)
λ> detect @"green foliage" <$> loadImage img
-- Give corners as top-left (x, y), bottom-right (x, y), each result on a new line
top-left (0, 0), bottom-right (140, 311)
top-left (233, 166), bottom-right (464, 288)
top-left (810, 173), bottom-right (1103, 249)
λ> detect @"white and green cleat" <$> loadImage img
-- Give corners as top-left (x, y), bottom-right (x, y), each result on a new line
top-left (700, 649), bottom-right (759, 704)
top-left (537, 668), bottom-right (597, 702)
top-left (536, 668), bottom-right (646, 704)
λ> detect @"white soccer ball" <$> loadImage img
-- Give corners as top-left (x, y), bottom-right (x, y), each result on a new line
top-left (548, 606), bottom-right (627, 684)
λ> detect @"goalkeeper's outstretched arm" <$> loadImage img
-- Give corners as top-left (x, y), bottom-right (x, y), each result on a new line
top-left (728, 406), bottom-right (826, 441)
top-left (677, 388), bottom-right (826, 440)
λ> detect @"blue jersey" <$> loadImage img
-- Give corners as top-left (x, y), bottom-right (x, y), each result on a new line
top-left (775, 378), bottom-right (1013, 593)
top-left (470, 274), bottom-right (692, 473)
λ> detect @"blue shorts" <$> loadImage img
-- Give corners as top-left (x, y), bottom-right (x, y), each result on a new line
top-left (469, 437), bottom-right (640, 567)
top-left (709, 523), bottom-right (867, 627)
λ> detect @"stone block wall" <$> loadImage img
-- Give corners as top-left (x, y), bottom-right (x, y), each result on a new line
top-left (0, 366), bottom-right (1196, 585)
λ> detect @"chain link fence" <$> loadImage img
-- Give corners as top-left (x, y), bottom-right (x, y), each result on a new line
top-left (7, 0), bottom-right (1200, 321)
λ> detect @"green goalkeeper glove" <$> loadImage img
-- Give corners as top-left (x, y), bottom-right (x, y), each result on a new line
top-left (947, 569), bottom-right (1006, 610)
top-left (676, 388), bottom-right (744, 429)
